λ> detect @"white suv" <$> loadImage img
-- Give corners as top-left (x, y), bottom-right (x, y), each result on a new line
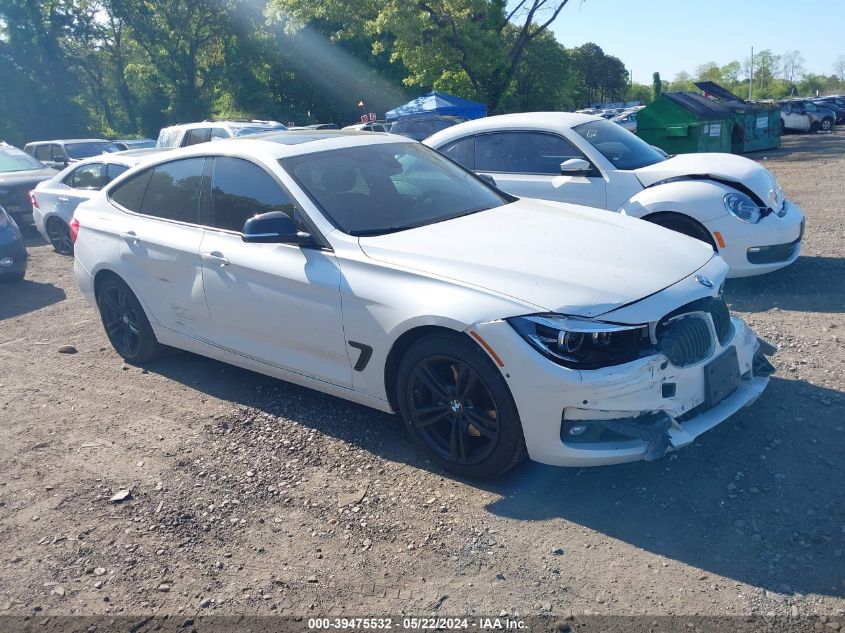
top-left (156, 120), bottom-right (288, 148)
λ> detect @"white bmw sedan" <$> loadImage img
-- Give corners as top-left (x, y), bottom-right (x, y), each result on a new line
top-left (424, 113), bottom-right (805, 278)
top-left (72, 131), bottom-right (774, 478)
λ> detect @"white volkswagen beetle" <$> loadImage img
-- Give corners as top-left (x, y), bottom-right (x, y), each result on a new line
top-left (72, 131), bottom-right (774, 478)
top-left (424, 113), bottom-right (805, 278)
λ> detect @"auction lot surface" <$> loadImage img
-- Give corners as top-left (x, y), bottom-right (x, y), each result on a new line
top-left (1, 132), bottom-right (843, 620)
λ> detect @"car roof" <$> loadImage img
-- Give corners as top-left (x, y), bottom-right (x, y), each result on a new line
top-left (59, 148), bottom-right (169, 167)
top-left (27, 139), bottom-right (114, 145)
top-left (134, 130), bottom-right (412, 163)
top-left (422, 111), bottom-right (602, 146)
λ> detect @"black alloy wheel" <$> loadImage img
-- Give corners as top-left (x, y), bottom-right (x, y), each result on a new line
top-left (397, 332), bottom-right (526, 478)
top-left (96, 276), bottom-right (161, 363)
top-left (47, 218), bottom-right (73, 255)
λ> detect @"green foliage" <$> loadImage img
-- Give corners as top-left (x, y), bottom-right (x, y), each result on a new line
top-left (651, 72), bottom-right (662, 101)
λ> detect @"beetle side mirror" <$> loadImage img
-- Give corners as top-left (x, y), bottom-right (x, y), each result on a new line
top-left (242, 211), bottom-right (312, 245)
top-left (478, 173), bottom-right (497, 188)
top-left (560, 158), bottom-right (591, 176)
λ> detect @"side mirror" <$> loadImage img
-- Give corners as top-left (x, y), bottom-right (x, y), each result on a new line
top-left (53, 156), bottom-right (67, 167)
top-left (560, 158), bottom-right (591, 175)
top-left (242, 211), bottom-right (311, 245)
top-left (478, 173), bottom-right (497, 188)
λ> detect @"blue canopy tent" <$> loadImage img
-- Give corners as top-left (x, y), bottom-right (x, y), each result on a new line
top-left (385, 91), bottom-right (487, 121)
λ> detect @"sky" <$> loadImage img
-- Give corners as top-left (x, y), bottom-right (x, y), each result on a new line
top-left (548, 0), bottom-right (845, 85)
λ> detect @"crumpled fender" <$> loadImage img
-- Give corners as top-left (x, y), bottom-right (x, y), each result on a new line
top-left (617, 179), bottom-right (739, 223)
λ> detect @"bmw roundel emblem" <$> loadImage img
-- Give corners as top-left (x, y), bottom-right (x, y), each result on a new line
top-left (696, 275), bottom-right (714, 288)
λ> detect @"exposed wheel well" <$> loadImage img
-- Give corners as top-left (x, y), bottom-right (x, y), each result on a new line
top-left (384, 325), bottom-right (464, 412)
top-left (642, 211), bottom-right (717, 251)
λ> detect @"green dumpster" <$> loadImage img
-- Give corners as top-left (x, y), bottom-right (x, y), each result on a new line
top-left (695, 81), bottom-right (781, 153)
top-left (636, 92), bottom-right (732, 154)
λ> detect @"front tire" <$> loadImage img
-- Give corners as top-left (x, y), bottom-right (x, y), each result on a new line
top-left (396, 331), bottom-right (527, 479)
top-left (96, 275), bottom-right (161, 363)
top-left (46, 217), bottom-right (73, 255)
top-left (820, 118), bottom-right (834, 132)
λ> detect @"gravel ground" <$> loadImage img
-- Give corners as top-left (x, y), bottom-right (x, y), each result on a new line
top-left (0, 131), bottom-right (843, 623)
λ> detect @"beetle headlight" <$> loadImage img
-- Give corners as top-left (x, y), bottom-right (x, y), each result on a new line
top-left (507, 314), bottom-right (651, 369)
top-left (724, 192), bottom-right (762, 223)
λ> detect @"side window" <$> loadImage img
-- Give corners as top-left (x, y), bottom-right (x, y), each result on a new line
top-left (140, 158), bottom-right (204, 223)
top-left (35, 145), bottom-right (52, 161)
top-left (105, 163), bottom-right (129, 184)
top-left (475, 132), bottom-right (587, 175)
top-left (67, 163), bottom-right (104, 189)
top-left (183, 128), bottom-right (211, 146)
top-left (210, 157), bottom-right (297, 232)
top-left (110, 168), bottom-right (154, 212)
top-left (52, 144), bottom-right (64, 160)
top-left (210, 128), bottom-right (228, 140)
top-left (438, 137), bottom-right (475, 169)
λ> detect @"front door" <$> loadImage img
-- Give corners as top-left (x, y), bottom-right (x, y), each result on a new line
top-left (198, 156), bottom-right (352, 388)
top-left (441, 131), bottom-right (607, 208)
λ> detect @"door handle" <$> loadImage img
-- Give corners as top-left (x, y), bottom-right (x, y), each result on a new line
top-left (202, 251), bottom-right (229, 266)
top-left (119, 231), bottom-right (140, 244)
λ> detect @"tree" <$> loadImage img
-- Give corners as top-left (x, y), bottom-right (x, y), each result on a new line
top-left (569, 42), bottom-right (628, 104)
top-left (270, 0), bottom-right (577, 112)
top-left (834, 55), bottom-right (845, 83)
top-left (780, 50), bottom-right (804, 84)
top-left (628, 82), bottom-right (651, 104)
top-left (694, 61), bottom-right (722, 83)
top-left (652, 71), bottom-right (662, 100)
top-left (668, 70), bottom-right (694, 92)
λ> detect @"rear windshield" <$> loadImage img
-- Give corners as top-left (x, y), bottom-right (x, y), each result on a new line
top-left (66, 142), bottom-right (121, 159)
top-left (0, 148), bottom-right (44, 172)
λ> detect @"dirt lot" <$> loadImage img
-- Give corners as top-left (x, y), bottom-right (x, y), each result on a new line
top-left (0, 131), bottom-right (843, 623)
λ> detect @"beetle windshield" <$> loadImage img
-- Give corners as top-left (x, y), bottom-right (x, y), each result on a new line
top-left (281, 142), bottom-right (509, 236)
top-left (573, 119), bottom-right (667, 170)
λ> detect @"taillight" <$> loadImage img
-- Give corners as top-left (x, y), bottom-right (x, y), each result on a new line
top-left (69, 217), bottom-right (80, 244)
top-left (29, 191), bottom-right (39, 209)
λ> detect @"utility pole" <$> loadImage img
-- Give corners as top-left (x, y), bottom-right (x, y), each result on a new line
top-left (748, 46), bottom-right (754, 101)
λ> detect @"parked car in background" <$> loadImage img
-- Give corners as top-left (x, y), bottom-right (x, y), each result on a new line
top-left (112, 138), bottom-right (157, 151)
top-left (388, 115), bottom-right (467, 141)
top-left (0, 142), bottom-right (58, 227)
top-left (72, 130), bottom-right (773, 478)
top-left (342, 122), bottom-right (391, 132)
top-left (811, 97), bottom-right (845, 124)
top-left (0, 204), bottom-right (27, 281)
top-left (32, 148), bottom-right (165, 255)
top-left (778, 100), bottom-right (836, 133)
top-left (425, 112), bottom-right (805, 278)
top-left (290, 123), bottom-right (340, 130)
top-left (156, 120), bottom-right (288, 148)
top-left (611, 108), bottom-right (640, 132)
top-left (23, 139), bottom-right (121, 170)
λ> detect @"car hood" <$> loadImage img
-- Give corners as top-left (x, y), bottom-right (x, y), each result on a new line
top-left (358, 198), bottom-right (715, 318)
top-left (634, 153), bottom-right (779, 206)
top-left (0, 168), bottom-right (59, 188)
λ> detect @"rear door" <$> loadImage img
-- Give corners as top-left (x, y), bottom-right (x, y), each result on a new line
top-left (110, 157), bottom-right (210, 337)
top-left (53, 162), bottom-right (106, 222)
top-left (198, 156), bottom-right (351, 387)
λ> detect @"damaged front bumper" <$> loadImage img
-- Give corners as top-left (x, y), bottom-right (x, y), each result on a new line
top-left (474, 316), bottom-right (773, 468)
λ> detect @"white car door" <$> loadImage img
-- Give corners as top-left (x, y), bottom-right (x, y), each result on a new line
top-left (198, 156), bottom-right (352, 388)
top-left (784, 104), bottom-right (810, 132)
top-left (109, 157), bottom-right (211, 337)
top-left (439, 131), bottom-right (607, 209)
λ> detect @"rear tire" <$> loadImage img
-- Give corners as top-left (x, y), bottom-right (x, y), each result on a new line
top-left (645, 213), bottom-right (717, 250)
top-left (396, 331), bottom-right (527, 479)
top-left (809, 121), bottom-right (820, 133)
top-left (96, 275), bottom-right (162, 364)
top-left (46, 217), bottom-right (73, 255)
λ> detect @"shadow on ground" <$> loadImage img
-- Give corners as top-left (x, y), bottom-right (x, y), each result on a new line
top-left (142, 347), bottom-right (845, 599)
top-left (0, 278), bottom-right (66, 320)
top-left (746, 129), bottom-right (845, 161)
top-left (726, 255), bottom-right (845, 313)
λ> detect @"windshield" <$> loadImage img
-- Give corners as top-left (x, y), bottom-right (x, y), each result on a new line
top-left (66, 142), bottom-right (120, 159)
top-left (573, 119), bottom-right (666, 170)
top-left (0, 147), bottom-right (45, 172)
top-left (281, 142), bottom-right (508, 236)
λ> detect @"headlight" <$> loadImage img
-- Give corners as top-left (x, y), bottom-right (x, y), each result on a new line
top-left (507, 314), bottom-right (651, 369)
top-left (724, 192), bottom-right (761, 223)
